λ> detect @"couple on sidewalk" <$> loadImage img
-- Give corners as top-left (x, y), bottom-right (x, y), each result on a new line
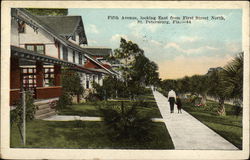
top-left (168, 89), bottom-right (182, 113)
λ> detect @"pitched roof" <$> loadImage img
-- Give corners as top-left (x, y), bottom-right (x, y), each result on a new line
top-left (37, 16), bottom-right (81, 35)
top-left (84, 54), bottom-right (117, 75)
top-left (81, 47), bottom-right (112, 57)
top-left (12, 8), bottom-right (93, 54)
top-left (11, 9), bottom-right (117, 76)
top-left (36, 16), bottom-right (88, 44)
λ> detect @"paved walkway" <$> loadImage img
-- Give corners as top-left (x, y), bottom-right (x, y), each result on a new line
top-left (44, 115), bottom-right (164, 123)
top-left (152, 90), bottom-right (238, 150)
top-left (44, 115), bottom-right (102, 121)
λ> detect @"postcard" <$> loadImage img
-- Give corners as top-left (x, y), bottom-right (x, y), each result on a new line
top-left (1, 1), bottom-right (249, 159)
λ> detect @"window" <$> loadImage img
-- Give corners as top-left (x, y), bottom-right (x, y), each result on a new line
top-left (25, 44), bottom-right (45, 54)
top-left (44, 67), bottom-right (55, 86)
top-left (63, 47), bottom-right (68, 61)
top-left (26, 45), bottom-right (35, 51)
top-left (73, 51), bottom-right (75, 63)
top-left (79, 53), bottom-right (82, 65)
top-left (36, 45), bottom-right (45, 54)
top-left (21, 67), bottom-right (36, 89)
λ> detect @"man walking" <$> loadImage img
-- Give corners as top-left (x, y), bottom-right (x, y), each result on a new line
top-left (168, 89), bottom-right (176, 113)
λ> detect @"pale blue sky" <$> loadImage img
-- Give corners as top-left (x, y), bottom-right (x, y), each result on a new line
top-left (69, 8), bottom-right (242, 79)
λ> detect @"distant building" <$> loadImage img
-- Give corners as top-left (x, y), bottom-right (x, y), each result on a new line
top-left (206, 67), bottom-right (223, 75)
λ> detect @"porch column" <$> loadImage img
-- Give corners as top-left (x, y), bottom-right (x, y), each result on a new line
top-left (54, 64), bottom-right (61, 86)
top-left (36, 61), bottom-right (44, 87)
top-left (99, 74), bottom-right (103, 86)
top-left (10, 57), bottom-right (21, 89)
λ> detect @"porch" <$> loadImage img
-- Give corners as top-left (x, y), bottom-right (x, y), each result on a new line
top-left (10, 46), bottom-right (75, 105)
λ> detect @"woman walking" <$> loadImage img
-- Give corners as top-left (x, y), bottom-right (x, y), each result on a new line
top-left (168, 89), bottom-right (176, 113)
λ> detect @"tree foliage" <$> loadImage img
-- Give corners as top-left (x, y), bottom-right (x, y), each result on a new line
top-left (99, 101), bottom-right (154, 142)
top-left (159, 52), bottom-right (243, 116)
top-left (93, 76), bottom-right (127, 99)
top-left (131, 54), bottom-right (159, 86)
top-left (114, 38), bottom-right (159, 86)
top-left (57, 68), bottom-right (83, 108)
top-left (10, 91), bottom-right (37, 142)
top-left (61, 69), bottom-right (83, 96)
top-left (94, 38), bottom-right (159, 100)
top-left (222, 52), bottom-right (243, 100)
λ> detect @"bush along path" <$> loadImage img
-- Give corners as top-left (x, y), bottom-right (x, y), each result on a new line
top-left (152, 90), bottom-right (238, 150)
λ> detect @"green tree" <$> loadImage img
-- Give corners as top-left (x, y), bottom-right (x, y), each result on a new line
top-left (93, 76), bottom-right (127, 100)
top-left (222, 52), bottom-right (243, 100)
top-left (99, 101), bottom-right (154, 142)
top-left (130, 54), bottom-right (159, 86)
top-left (188, 75), bottom-right (210, 105)
top-left (10, 91), bottom-right (37, 144)
top-left (207, 69), bottom-right (228, 115)
top-left (60, 68), bottom-right (84, 104)
top-left (207, 52), bottom-right (243, 115)
top-left (114, 38), bottom-right (144, 85)
top-left (26, 8), bottom-right (68, 16)
top-left (113, 38), bottom-right (159, 99)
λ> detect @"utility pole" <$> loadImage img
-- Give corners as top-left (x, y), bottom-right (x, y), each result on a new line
top-left (22, 89), bottom-right (26, 146)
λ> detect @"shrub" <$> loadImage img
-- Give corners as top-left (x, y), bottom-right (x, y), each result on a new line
top-left (85, 93), bottom-right (102, 102)
top-left (99, 101), bottom-right (154, 142)
top-left (56, 92), bottom-right (72, 110)
top-left (133, 100), bottom-right (149, 108)
top-left (11, 91), bottom-right (37, 126)
top-left (10, 91), bottom-right (37, 142)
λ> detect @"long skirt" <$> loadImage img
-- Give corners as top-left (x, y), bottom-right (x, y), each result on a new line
top-left (169, 97), bottom-right (175, 112)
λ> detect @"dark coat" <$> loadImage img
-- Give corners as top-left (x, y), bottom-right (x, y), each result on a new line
top-left (176, 98), bottom-right (182, 109)
top-left (168, 97), bottom-right (175, 105)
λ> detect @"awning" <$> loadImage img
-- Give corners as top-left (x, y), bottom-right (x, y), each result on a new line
top-left (11, 45), bottom-right (76, 67)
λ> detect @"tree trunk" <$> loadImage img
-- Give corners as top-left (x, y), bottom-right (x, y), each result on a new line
top-left (218, 97), bottom-right (226, 116)
top-left (201, 93), bottom-right (207, 106)
top-left (77, 94), bottom-right (80, 103)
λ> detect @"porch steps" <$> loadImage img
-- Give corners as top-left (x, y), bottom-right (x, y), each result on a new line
top-left (34, 98), bottom-right (58, 119)
top-left (35, 110), bottom-right (57, 119)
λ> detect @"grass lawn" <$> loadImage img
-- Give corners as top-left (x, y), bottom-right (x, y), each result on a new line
top-left (183, 100), bottom-right (242, 149)
top-left (10, 120), bottom-right (174, 149)
top-left (59, 93), bottom-right (162, 118)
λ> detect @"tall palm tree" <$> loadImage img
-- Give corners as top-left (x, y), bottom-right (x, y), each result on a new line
top-left (222, 52), bottom-right (243, 100)
top-left (207, 52), bottom-right (243, 115)
top-left (207, 69), bottom-right (227, 115)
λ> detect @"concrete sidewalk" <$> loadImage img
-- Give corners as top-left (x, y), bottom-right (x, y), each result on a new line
top-left (44, 115), bottom-right (102, 121)
top-left (152, 90), bottom-right (238, 150)
top-left (44, 115), bottom-right (165, 123)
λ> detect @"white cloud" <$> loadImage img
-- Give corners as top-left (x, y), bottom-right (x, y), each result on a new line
top-left (164, 42), bottom-right (218, 55)
top-left (225, 42), bottom-right (241, 53)
top-left (150, 39), bottom-right (162, 46)
top-left (88, 24), bottom-right (99, 34)
top-left (110, 34), bottom-right (129, 42)
top-left (180, 36), bottom-right (201, 42)
top-left (204, 46), bottom-right (218, 50)
top-left (164, 42), bottom-right (181, 50)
